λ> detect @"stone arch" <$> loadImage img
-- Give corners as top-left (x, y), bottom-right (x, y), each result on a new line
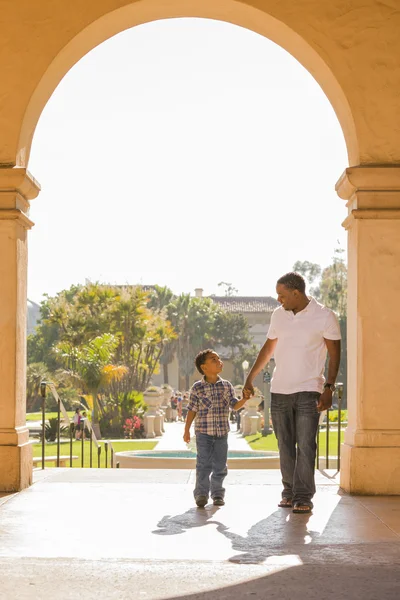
top-left (16, 0), bottom-right (358, 168)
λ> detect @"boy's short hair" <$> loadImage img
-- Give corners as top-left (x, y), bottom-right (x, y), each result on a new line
top-left (277, 272), bottom-right (306, 294)
top-left (195, 348), bottom-right (214, 375)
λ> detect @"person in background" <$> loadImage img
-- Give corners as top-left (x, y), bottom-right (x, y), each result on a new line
top-left (73, 408), bottom-right (82, 440)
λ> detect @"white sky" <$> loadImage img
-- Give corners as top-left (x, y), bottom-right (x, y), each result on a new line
top-left (28, 18), bottom-right (348, 304)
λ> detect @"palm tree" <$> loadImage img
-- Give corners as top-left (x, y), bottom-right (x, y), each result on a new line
top-left (56, 333), bottom-right (128, 438)
top-left (169, 295), bottom-right (220, 389)
top-left (26, 362), bottom-right (51, 411)
top-left (148, 286), bottom-right (176, 384)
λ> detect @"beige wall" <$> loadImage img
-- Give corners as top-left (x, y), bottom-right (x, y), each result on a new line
top-left (1, 0), bottom-right (400, 168)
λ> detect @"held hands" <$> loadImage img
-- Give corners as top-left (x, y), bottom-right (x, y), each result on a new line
top-left (183, 429), bottom-right (190, 443)
top-left (243, 380), bottom-right (254, 399)
top-left (242, 388), bottom-right (252, 401)
top-left (317, 389), bottom-right (333, 412)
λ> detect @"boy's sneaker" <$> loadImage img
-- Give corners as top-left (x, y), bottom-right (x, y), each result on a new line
top-left (195, 496), bottom-right (208, 508)
top-left (213, 497), bottom-right (225, 506)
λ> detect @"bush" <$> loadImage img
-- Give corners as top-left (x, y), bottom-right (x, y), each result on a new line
top-left (328, 409), bottom-right (348, 423)
top-left (41, 417), bottom-right (70, 442)
top-left (99, 391), bottom-right (147, 438)
top-left (123, 416), bottom-right (145, 439)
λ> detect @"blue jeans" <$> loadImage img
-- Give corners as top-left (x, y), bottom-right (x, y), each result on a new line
top-left (194, 433), bottom-right (228, 499)
top-left (271, 392), bottom-right (320, 506)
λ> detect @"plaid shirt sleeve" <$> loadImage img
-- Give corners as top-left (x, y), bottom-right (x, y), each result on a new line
top-left (227, 382), bottom-right (239, 408)
top-left (187, 386), bottom-right (200, 412)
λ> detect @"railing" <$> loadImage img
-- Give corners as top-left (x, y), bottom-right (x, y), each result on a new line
top-left (37, 381), bottom-right (119, 469)
top-left (316, 383), bottom-right (345, 471)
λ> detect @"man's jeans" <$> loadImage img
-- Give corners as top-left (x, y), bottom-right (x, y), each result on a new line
top-left (271, 392), bottom-right (320, 505)
top-left (194, 433), bottom-right (228, 499)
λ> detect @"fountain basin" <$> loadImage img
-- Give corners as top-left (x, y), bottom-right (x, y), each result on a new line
top-left (115, 449), bottom-right (280, 469)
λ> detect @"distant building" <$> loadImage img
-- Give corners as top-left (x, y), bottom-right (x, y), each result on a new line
top-left (27, 299), bottom-right (41, 335)
top-left (151, 288), bottom-right (278, 391)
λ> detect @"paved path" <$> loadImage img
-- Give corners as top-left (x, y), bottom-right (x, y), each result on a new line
top-left (156, 421), bottom-right (251, 452)
top-left (0, 468), bottom-right (399, 599)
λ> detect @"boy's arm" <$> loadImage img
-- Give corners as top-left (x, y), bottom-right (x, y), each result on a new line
top-left (183, 410), bottom-right (196, 443)
top-left (229, 383), bottom-right (249, 411)
top-left (232, 397), bottom-right (247, 411)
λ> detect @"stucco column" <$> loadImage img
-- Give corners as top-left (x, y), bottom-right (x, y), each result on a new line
top-left (0, 167), bottom-right (40, 491)
top-left (337, 166), bottom-right (400, 495)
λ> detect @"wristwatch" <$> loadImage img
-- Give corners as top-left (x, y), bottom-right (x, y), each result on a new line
top-left (324, 383), bottom-right (336, 392)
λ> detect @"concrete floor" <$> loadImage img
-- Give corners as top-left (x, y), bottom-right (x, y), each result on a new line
top-left (0, 468), bottom-right (399, 599)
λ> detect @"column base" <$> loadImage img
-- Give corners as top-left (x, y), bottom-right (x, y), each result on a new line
top-left (340, 443), bottom-right (400, 495)
top-left (0, 441), bottom-right (32, 492)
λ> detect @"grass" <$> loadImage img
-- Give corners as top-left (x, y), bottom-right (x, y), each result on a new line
top-left (32, 439), bottom-right (157, 468)
top-left (246, 429), bottom-right (345, 457)
top-left (26, 411), bottom-right (75, 421)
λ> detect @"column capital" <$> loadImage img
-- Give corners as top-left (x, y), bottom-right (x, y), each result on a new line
top-left (0, 167), bottom-right (40, 229)
top-left (336, 165), bottom-right (400, 201)
top-left (336, 166), bottom-right (400, 229)
top-left (0, 166), bottom-right (41, 200)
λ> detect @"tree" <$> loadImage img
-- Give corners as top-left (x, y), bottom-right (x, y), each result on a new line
top-left (318, 247), bottom-right (347, 318)
top-left (218, 282), bottom-right (238, 297)
top-left (292, 260), bottom-right (322, 288)
top-left (28, 283), bottom-right (176, 396)
top-left (26, 362), bottom-right (51, 411)
top-left (148, 285), bottom-right (176, 384)
top-left (213, 311), bottom-right (251, 359)
top-left (55, 333), bottom-right (128, 438)
top-left (232, 345), bottom-right (260, 385)
top-left (168, 294), bottom-right (221, 389)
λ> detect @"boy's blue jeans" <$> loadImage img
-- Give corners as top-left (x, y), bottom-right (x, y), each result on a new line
top-left (271, 392), bottom-right (320, 506)
top-left (194, 433), bottom-right (228, 499)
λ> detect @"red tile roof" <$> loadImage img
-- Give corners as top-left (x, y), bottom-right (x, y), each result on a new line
top-left (210, 296), bottom-right (279, 313)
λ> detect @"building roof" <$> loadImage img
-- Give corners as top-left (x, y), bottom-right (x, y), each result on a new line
top-left (210, 296), bottom-right (279, 313)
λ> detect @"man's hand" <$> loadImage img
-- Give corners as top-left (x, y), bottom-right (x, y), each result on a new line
top-left (183, 429), bottom-right (190, 443)
top-left (244, 379), bottom-right (254, 397)
top-left (317, 389), bottom-right (333, 412)
top-left (242, 387), bottom-right (252, 401)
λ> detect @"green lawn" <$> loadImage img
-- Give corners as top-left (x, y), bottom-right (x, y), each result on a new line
top-left (32, 439), bottom-right (157, 468)
top-left (27, 411), bottom-right (75, 421)
top-left (245, 429), bottom-right (345, 457)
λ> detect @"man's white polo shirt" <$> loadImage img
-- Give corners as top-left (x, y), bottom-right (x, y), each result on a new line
top-left (267, 297), bottom-right (341, 395)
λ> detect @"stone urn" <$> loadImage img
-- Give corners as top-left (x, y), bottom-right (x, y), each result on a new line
top-left (143, 386), bottom-right (164, 438)
top-left (241, 393), bottom-right (263, 436)
top-left (160, 384), bottom-right (173, 430)
top-left (234, 384), bottom-right (262, 436)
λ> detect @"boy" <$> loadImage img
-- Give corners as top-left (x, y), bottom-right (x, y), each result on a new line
top-left (183, 349), bottom-right (248, 508)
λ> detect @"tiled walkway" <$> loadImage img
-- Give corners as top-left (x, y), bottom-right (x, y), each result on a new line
top-left (0, 468), bottom-right (399, 599)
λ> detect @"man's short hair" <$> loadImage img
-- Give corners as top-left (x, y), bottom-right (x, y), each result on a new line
top-left (195, 349), bottom-right (214, 375)
top-left (277, 272), bottom-right (306, 294)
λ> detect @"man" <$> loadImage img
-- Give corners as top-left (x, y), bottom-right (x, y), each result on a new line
top-left (244, 272), bottom-right (341, 513)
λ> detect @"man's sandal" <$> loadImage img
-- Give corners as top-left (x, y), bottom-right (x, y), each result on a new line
top-left (292, 502), bottom-right (312, 514)
top-left (278, 498), bottom-right (293, 508)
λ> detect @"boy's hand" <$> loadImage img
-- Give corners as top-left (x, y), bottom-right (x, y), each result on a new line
top-left (183, 429), bottom-right (190, 443)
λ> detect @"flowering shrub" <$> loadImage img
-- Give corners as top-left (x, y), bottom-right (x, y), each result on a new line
top-left (123, 416), bottom-right (143, 439)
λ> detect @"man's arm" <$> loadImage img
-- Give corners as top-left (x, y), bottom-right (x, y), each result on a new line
top-left (317, 339), bottom-right (341, 412)
top-left (183, 410), bottom-right (196, 443)
top-left (244, 338), bottom-right (278, 395)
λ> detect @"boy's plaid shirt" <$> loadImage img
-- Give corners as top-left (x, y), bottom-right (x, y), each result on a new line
top-left (187, 376), bottom-right (239, 437)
